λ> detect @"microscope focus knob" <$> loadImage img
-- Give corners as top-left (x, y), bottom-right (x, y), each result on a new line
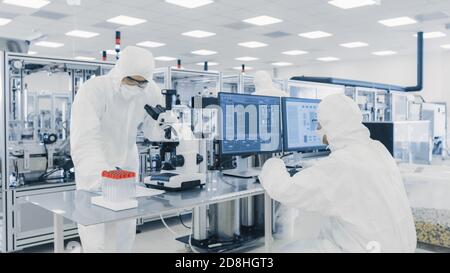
top-left (196, 154), bottom-right (203, 164)
top-left (174, 155), bottom-right (185, 167)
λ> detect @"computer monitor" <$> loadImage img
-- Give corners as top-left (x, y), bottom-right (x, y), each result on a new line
top-left (282, 97), bottom-right (327, 152)
top-left (218, 92), bottom-right (282, 156)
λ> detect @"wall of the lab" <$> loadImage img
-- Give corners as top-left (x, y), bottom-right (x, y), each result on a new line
top-left (278, 50), bottom-right (450, 108)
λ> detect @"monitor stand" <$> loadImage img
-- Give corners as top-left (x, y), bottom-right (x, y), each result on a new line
top-left (222, 157), bottom-right (261, 179)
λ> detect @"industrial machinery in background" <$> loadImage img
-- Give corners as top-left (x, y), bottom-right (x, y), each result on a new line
top-left (421, 103), bottom-right (447, 156)
top-left (0, 52), bottom-right (113, 252)
top-left (364, 121), bottom-right (433, 164)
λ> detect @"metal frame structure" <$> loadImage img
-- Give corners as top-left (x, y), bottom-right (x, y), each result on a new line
top-left (153, 67), bottom-right (222, 98)
top-left (222, 74), bottom-right (287, 95)
top-left (0, 52), bottom-right (114, 252)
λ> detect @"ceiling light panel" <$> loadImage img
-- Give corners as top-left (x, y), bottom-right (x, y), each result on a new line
top-left (372, 50), bottom-right (397, 56)
top-left (3, 0), bottom-right (50, 9)
top-left (317, 57), bottom-right (340, 62)
top-left (328, 0), bottom-right (377, 9)
top-left (299, 31), bottom-right (332, 39)
top-left (182, 30), bottom-right (216, 38)
top-left (238, 41), bottom-right (268, 48)
top-left (243, 15), bottom-right (283, 26)
top-left (191, 49), bottom-right (218, 55)
top-left (272, 62), bottom-right (293, 67)
top-left (416, 31), bottom-right (447, 39)
top-left (282, 50), bottom-right (308, 56)
top-left (340, 41), bottom-right (369, 48)
top-left (35, 41), bottom-right (64, 48)
top-left (235, 56), bottom-right (259, 61)
top-left (378, 16), bottom-right (417, 27)
top-left (136, 41), bottom-right (166, 48)
top-left (233, 66), bottom-right (253, 70)
top-left (66, 30), bottom-right (99, 38)
top-left (155, 56), bottom-right (177, 61)
top-left (106, 15), bottom-right (147, 26)
top-left (165, 0), bottom-right (214, 9)
top-left (0, 17), bottom-right (12, 26)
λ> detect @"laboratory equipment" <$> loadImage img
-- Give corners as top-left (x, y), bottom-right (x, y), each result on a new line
top-left (0, 51), bottom-right (113, 252)
top-left (281, 97), bottom-right (327, 152)
top-left (390, 92), bottom-right (423, 121)
top-left (143, 89), bottom-right (206, 191)
top-left (421, 103), bottom-right (447, 156)
top-left (218, 92), bottom-right (282, 178)
top-left (345, 87), bottom-right (390, 122)
top-left (364, 121), bottom-right (433, 164)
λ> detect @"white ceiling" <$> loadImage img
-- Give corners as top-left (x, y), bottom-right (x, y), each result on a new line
top-left (1, 0), bottom-right (450, 73)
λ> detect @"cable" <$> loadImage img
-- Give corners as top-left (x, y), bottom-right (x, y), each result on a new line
top-left (160, 214), bottom-right (179, 237)
top-left (218, 157), bottom-right (235, 171)
top-left (279, 152), bottom-right (294, 159)
top-left (188, 233), bottom-right (200, 253)
top-left (178, 213), bottom-right (191, 229)
top-left (188, 215), bottom-right (200, 253)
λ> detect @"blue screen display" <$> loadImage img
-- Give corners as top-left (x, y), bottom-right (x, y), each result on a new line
top-left (282, 97), bottom-right (327, 152)
top-left (219, 93), bottom-right (282, 155)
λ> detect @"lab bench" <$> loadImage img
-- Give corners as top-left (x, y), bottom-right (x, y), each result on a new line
top-left (23, 172), bottom-right (273, 253)
top-left (400, 159), bottom-right (450, 249)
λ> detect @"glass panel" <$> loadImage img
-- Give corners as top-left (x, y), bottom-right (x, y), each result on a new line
top-left (171, 71), bottom-right (220, 106)
top-left (153, 71), bottom-right (166, 89)
top-left (37, 95), bottom-right (52, 140)
top-left (394, 121), bottom-right (432, 164)
top-left (356, 89), bottom-right (376, 122)
top-left (376, 91), bottom-right (390, 122)
top-left (54, 96), bottom-right (71, 141)
top-left (392, 94), bottom-right (408, 121)
top-left (289, 85), bottom-right (316, 98)
top-left (222, 76), bottom-right (239, 93)
top-left (243, 76), bottom-right (255, 94)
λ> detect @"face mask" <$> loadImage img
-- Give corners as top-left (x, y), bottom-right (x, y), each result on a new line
top-left (120, 84), bottom-right (144, 100)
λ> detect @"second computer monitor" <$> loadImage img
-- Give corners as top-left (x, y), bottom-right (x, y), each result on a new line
top-left (219, 92), bottom-right (282, 156)
top-left (282, 97), bottom-right (327, 152)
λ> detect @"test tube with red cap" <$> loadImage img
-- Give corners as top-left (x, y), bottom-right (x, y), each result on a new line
top-left (101, 169), bottom-right (136, 202)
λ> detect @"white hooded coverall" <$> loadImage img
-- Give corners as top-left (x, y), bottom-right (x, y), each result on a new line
top-left (253, 71), bottom-right (287, 97)
top-left (70, 46), bottom-right (163, 252)
top-left (260, 94), bottom-right (417, 253)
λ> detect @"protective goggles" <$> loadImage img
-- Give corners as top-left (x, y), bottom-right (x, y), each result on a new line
top-left (124, 76), bottom-right (149, 89)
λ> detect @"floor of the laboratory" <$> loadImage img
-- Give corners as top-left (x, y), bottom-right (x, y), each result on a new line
top-left (22, 217), bottom-right (447, 253)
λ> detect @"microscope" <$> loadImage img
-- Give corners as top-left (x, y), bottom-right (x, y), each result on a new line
top-left (143, 89), bottom-right (206, 191)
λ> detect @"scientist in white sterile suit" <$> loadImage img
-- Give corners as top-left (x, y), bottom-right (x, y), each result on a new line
top-left (253, 71), bottom-right (287, 97)
top-left (70, 46), bottom-right (163, 253)
top-left (260, 94), bottom-right (417, 253)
